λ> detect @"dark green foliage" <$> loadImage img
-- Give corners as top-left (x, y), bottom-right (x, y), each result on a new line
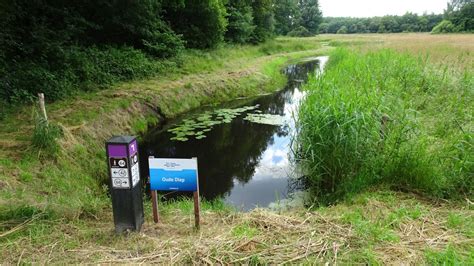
top-left (288, 26), bottom-right (312, 37)
top-left (321, 14), bottom-right (443, 34)
top-left (433, 1), bottom-right (473, 33)
top-left (450, 2), bottom-right (474, 31)
top-left (274, 0), bottom-right (300, 35)
top-left (0, 0), bottom-right (184, 103)
top-left (0, 0), bottom-right (184, 59)
top-left (274, 0), bottom-right (322, 36)
top-left (225, 0), bottom-right (256, 44)
top-left (165, 0), bottom-right (228, 49)
top-left (251, 0), bottom-right (275, 43)
top-left (1, 46), bottom-right (170, 102)
top-left (298, 0), bottom-right (322, 34)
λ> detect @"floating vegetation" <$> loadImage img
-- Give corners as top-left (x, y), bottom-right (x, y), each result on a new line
top-left (243, 113), bottom-right (287, 126)
top-left (169, 105), bottom-right (259, 141)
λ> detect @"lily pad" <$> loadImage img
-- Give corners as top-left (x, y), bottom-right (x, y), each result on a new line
top-left (168, 104), bottom-right (260, 141)
top-left (244, 113), bottom-right (287, 126)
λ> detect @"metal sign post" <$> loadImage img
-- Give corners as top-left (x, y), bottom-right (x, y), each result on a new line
top-left (148, 157), bottom-right (200, 229)
top-left (106, 136), bottom-right (144, 233)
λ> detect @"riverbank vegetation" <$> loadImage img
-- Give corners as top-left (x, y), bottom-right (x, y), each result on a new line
top-left (297, 47), bottom-right (472, 203)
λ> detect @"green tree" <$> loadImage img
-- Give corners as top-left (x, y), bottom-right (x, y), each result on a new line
top-left (298, 0), bottom-right (323, 34)
top-left (451, 2), bottom-right (474, 31)
top-left (251, 0), bottom-right (275, 43)
top-left (225, 0), bottom-right (255, 43)
top-left (274, 0), bottom-right (300, 35)
top-left (288, 26), bottom-right (311, 36)
top-left (165, 0), bottom-right (228, 49)
top-left (432, 19), bottom-right (456, 33)
top-left (318, 22), bottom-right (329, 33)
top-left (337, 26), bottom-right (348, 34)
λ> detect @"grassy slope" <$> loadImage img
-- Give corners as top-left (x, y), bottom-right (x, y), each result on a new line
top-left (0, 34), bottom-right (473, 264)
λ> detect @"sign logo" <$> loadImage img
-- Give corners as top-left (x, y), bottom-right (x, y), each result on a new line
top-left (149, 158), bottom-right (198, 192)
top-left (109, 157), bottom-right (130, 189)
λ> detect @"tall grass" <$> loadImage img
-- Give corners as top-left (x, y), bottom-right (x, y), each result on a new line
top-left (297, 48), bottom-right (473, 204)
top-left (31, 113), bottom-right (63, 156)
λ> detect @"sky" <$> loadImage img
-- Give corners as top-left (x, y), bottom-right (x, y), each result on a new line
top-left (319, 0), bottom-right (448, 17)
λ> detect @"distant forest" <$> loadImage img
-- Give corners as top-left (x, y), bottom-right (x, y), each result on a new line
top-left (320, 0), bottom-right (473, 34)
top-left (320, 14), bottom-right (443, 34)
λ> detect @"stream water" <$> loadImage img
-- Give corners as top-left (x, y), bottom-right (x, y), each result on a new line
top-left (139, 56), bottom-right (328, 211)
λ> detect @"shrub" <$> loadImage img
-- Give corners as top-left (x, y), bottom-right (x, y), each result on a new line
top-left (288, 26), bottom-right (312, 37)
top-left (337, 26), bottom-right (348, 34)
top-left (431, 20), bottom-right (456, 33)
top-left (1, 46), bottom-right (171, 103)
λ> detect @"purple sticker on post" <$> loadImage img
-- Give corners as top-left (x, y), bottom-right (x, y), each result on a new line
top-left (129, 140), bottom-right (138, 156)
top-left (108, 145), bottom-right (127, 157)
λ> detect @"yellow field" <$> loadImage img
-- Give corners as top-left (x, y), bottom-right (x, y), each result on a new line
top-left (285, 33), bottom-right (474, 69)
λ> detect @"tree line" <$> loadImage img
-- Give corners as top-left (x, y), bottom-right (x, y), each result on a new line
top-left (320, 0), bottom-right (473, 34)
top-left (0, 0), bottom-right (322, 104)
top-left (320, 13), bottom-right (444, 34)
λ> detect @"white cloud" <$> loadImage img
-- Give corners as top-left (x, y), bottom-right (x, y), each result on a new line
top-left (319, 0), bottom-right (447, 17)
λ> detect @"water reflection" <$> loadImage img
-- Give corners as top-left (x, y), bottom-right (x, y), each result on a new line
top-left (140, 56), bottom-right (328, 210)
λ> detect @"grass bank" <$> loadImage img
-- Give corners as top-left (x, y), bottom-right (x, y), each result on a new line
top-left (297, 47), bottom-right (473, 203)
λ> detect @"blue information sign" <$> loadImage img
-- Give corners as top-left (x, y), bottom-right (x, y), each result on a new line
top-left (149, 158), bottom-right (198, 192)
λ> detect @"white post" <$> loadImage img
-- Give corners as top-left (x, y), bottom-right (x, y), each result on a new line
top-left (38, 93), bottom-right (48, 122)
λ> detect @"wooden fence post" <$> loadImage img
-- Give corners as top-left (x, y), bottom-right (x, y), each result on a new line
top-left (38, 93), bottom-right (48, 122)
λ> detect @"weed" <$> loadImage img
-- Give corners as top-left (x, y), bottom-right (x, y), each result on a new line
top-left (425, 245), bottom-right (474, 265)
top-left (231, 222), bottom-right (259, 238)
top-left (31, 113), bottom-right (63, 156)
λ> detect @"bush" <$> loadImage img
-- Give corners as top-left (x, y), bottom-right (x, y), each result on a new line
top-left (1, 46), bottom-right (171, 103)
top-left (288, 26), bottom-right (312, 37)
top-left (337, 26), bottom-right (348, 34)
top-left (297, 48), bottom-right (473, 203)
top-left (431, 20), bottom-right (456, 33)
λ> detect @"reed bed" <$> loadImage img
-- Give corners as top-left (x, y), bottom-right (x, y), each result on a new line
top-left (296, 48), bottom-right (473, 203)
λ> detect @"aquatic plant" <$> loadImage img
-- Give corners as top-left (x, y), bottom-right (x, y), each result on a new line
top-left (243, 113), bottom-right (287, 126)
top-left (168, 105), bottom-right (260, 141)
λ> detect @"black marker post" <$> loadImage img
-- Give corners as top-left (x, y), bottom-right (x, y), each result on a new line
top-left (106, 136), bottom-right (144, 233)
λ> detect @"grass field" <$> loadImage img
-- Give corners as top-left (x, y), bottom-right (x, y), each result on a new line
top-left (0, 34), bottom-right (473, 264)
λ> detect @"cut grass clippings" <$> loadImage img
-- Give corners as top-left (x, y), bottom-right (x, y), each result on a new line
top-left (1, 191), bottom-right (472, 264)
